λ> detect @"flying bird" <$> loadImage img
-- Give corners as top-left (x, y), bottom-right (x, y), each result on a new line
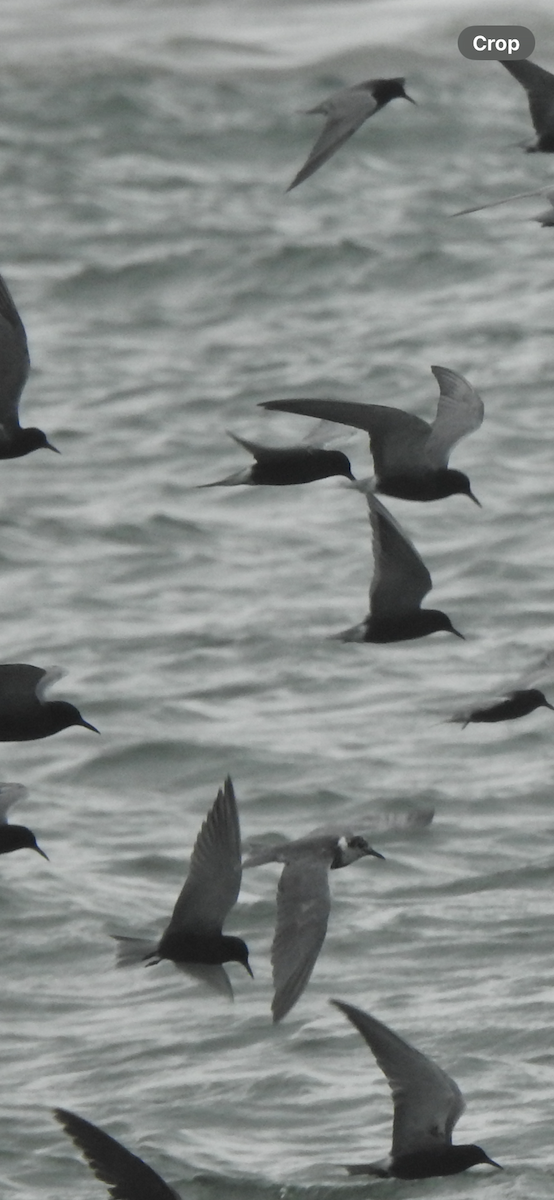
top-left (114, 776), bottom-right (253, 998)
top-left (0, 271), bottom-right (58, 458)
top-left (0, 664), bottom-right (98, 740)
top-left (244, 828), bottom-right (384, 1022)
top-left (262, 366), bottom-right (483, 503)
top-left (0, 782), bottom-right (47, 860)
top-left (451, 651), bottom-right (554, 728)
top-left (200, 432), bottom-right (354, 486)
top-left (336, 491), bottom-right (464, 642)
top-left (501, 58), bottom-right (554, 151)
top-left (287, 77), bottom-right (415, 191)
top-left (54, 1107), bottom-right (181, 1199)
top-left (453, 184), bottom-right (554, 224)
top-left (331, 1000), bottom-right (502, 1179)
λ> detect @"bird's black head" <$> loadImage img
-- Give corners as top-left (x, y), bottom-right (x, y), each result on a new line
top-left (527, 688), bottom-right (554, 713)
top-left (325, 450), bottom-right (355, 481)
top-left (331, 835), bottom-right (385, 869)
top-left (6, 427), bottom-right (59, 459)
top-left (0, 823), bottom-right (48, 859)
top-left (222, 935), bottom-right (254, 977)
top-left (47, 701), bottom-right (99, 736)
top-left (458, 1145), bottom-right (503, 1172)
top-left (430, 468), bottom-right (480, 505)
top-left (373, 78), bottom-right (416, 108)
top-left (426, 610), bottom-right (465, 639)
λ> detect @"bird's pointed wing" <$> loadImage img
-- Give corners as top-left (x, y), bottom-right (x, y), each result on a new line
top-left (35, 665), bottom-right (66, 703)
top-left (261, 398), bottom-right (430, 478)
top-left (452, 186), bottom-right (552, 217)
top-left (287, 90), bottom-right (378, 190)
top-left (0, 664), bottom-right (47, 713)
top-left (164, 777), bottom-right (242, 937)
top-left (331, 1002), bottom-right (465, 1158)
top-left (425, 366), bottom-right (483, 467)
top-left (502, 59), bottom-right (554, 138)
top-left (0, 781), bottom-right (28, 823)
top-left (271, 857), bottom-right (331, 1021)
top-left (367, 493), bottom-right (432, 618)
top-left (0, 273), bottom-right (30, 437)
top-left (53, 1108), bottom-right (181, 1200)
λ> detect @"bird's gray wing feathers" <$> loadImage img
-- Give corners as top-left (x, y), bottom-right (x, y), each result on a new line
top-left (165, 777), bottom-right (242, 937)
top-left (0, 781), bottom-right (27, 823)
top-left (515, 648), bottom-right (554, 688)
top-left (502, 59), bottom-right (554, 137)
top-left (53, 1108), bottom-right (181, 1200)
top-left (0, 273), bottom-right (30, 436)
top-left (452, 186), bottom-right (552, 217)
top-left (425, 367), bottom-right (483, 467)
top-left (332, 1002), bottom-right (465, 1158)
top-left (367, 494), bottom-right (431, 617)
top-left (288, 90), bottom-right (378, 190)
top-left (0, 663), bottom-right (46, 714)
top-left (271, 858), bottom-right (331, 1021)
top-left (261, 398), bottom-right (430, 477)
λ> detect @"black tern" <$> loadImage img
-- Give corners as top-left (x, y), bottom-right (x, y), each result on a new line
top-left (0, 782), bottom-right (47, 860)
top-left (54, 1108), bottom-right (181, 1199)
top-left (0, 271), bottom-right (58, 458)
top-left (287, 77), bottom-right (415, 191)
top-left (244, 829), bottom-right (383, 1022)
top-left (200, 432), bottom-right (354, 486)
top-left (332, 1000), bottom-right (502, 1179)
top-left (262, 366), bottom-right (483, 504)
top-left (0, 664), bottom-right (98, 740)
top-left (501, 59), bottom-right (554, 152)
top-left (453, 185), bottom-right (554, 224)
top-left (451, 651), bottom-right (554, 727)
top-left (337, 491), bottom-right (464, 642)
top-left (115, 776), bottom-right (253, 997)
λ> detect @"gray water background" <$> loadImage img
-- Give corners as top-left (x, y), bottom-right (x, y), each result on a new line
top-left (2, 0), bottom-right (554, 1195)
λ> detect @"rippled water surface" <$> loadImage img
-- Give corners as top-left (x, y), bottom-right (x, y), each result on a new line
top-left (2, 0), bottom-right (554, 1195)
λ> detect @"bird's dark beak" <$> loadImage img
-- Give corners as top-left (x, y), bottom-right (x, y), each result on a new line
top-left (244, 961), bottom-right (254, 979)
top-left (468, 490), bottom-right (481, 507)
top-left (485, 1156), bottom-right (503, 1169)
top-left (35, 844), bottom-right (49, 860)
top-left (46, 441), bottom-right (61, 454)
top-left (451, 627), bottom-right (466, 639)
top-left (544, 701), bottom-right (554, 711)
top-left (366, 847), bottom-right (385, 860)
top-left (80, 718), bottom-right (100, 733)
top-left (404, 93), bottom-right (417, 105)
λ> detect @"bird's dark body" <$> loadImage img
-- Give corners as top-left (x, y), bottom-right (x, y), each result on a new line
top-left (358, 610), bottom-right (461, 643)
top-left (0, 824), bottom-right (40, 856)
top-left (0, 427), bottom-right (54, 459)
top-left (249, 448), bottom-right (353, 486)
top-left (349, 1144), bottom-right (498, 1179)
top-left (379, 467), bottom-right (473, 503)
top-left (0, 699), bottom-right (91, 741)
top-left (155, 930), bottom-right (251, 972)
top-left (464, 688), bottom-right (552, 726)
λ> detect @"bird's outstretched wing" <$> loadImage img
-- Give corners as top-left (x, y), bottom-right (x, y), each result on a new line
top-left (425, 366), bottom-right (483, 467)
top-left (54, 1108), bottom-right (181, 1199)
top-left (287, 87), bottom-right (379, 191)
top-left (331, 1002), bottom-right (465, 1157)
top-left (367, 493), bottom-right (432, 618)
top-left (502, 59), bottom-right (554, 144)
top-left (0, 273), bottom-right (30, 437)
top-left (164, 777), bottom-right (242, 937)
top-left (452, 185), bottom-right (553, 217)
top-left (0, 781), bottom-right (28, 824)
top-left (271, 856), bottom-right (331, 1022)
top-left (261, 397), bottom-right (430, 479)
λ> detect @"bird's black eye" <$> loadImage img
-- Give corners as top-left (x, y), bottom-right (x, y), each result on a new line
top-left (350, 836), bottom-right (368, 850)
